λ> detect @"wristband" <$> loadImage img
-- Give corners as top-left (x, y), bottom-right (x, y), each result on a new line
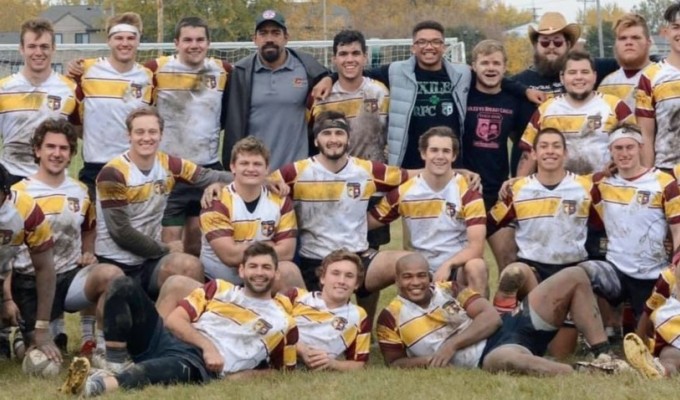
top-left (34, 320), bottom-right (50, 330)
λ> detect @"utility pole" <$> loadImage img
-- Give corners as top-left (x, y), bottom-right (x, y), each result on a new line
top-left (157, 0), bottom-right (164, 44)
top-left (596, 0), bottom-right (604, 57)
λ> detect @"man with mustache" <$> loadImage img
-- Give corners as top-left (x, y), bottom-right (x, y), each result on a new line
top-left (221, 10), bottom-right (328, 171)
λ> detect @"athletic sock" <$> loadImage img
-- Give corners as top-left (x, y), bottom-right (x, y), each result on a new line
top-left (96, 330), bottom-right (106, 352)
top-left (105, 347), bottom-right (127, 364)
top-left (493, 295), bottom-right (517, 315)
top-left (80, 315), bottom-right (96, 343)
top-left (589, 341), bottom-right (611, 357)
top-left (50, 317), bottom-right (65, 337)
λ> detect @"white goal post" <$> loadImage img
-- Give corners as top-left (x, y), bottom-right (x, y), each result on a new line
top-left (0, 38), bottom-right (464, 76)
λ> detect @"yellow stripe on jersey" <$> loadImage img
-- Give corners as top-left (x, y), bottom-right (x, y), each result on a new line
top-left (400, 199), bottom-right (443, 219)
top-left (399, 312), bottom-right (447, 348)
top-left (155, 72), bottom-right (226, 92)
top-left (312, 98), bottom-right (389, 118)
top-left (204, 301), bottom-right (261, 326)
top-left (599, 184), bottom-right (647, 206)
top-left (294, 181), bottom-right (347, 201)
top-left (232, 220), bottom-right (260, 241)
top-left (32, 196), bottom-right (66, 215)
top-left (263, 330), bottom-right (285, 353)
top-left (341, 325), bottom-right (359, 348)
top-left (514, 197), bottom-right (561, 220)
top-left (652, 80), bottom-right (680, 103)
top-left (646, 268), bottom-right (676, 312)
top-left (539, 114), bottom-right (589, 133)
top-left (82, 79), bottom-right (133, 98)
top-left (599, 84), bottom-right (634, 101)
top-left (655, 313), bottom-right (680, 345)
top-left (0, 92), bottom-right (46, 112)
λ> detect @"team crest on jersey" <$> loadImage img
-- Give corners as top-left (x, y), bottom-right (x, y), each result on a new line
top-left (445, 202), bottom-right (457, 219)
top-left (442, 300), bottom-right (462, 315)
top-left (441, 102), bottom-right (454, 116)
top-left (261, 220), bottom-right (275, 237)
top-left (253, 318), bottom-right (272, 335)
top-left (153, 180), bottom-right (167, 195)
top-left (203, 75), bottom-right (217, 89)
top-left (67, 197), bottom-right (80, 213)
top-left (363, 98), bottom-right (378, 113)
top-left (562, 199), bottom-right (576, 215)
top-left (584, 114), bottom-right (602, 134)
top-left (637, 190), bottom-right (650, 205)
top-left (331, 316), bottom-right (348, 331)
top-left (46, 95), bottom-right (62, 111)
top-left (129, 83), bottom-right (143, 99)
top-left (347, 182), bottom-right (361, 199)
top-left (0, 230), bottom-right (13, 245)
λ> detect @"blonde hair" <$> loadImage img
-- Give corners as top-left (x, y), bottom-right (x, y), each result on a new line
top-left (106, 12), bottom-right (143, 34)
top-left (613, 13), bottom-right (650, 39)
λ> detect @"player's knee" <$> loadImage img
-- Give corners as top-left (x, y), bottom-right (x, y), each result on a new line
top-left (561, 266), bottom-right (589, 284)
top-left (162, 253), bottom-right (204, 280)
top-left (106, 275), bottom-right (136, 300)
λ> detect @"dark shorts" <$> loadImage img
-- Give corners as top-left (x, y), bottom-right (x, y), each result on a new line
top-left (579, 260), bottom-right (657, 319)
top-left (480, 299), bottom-right (558, 365)
top-left (367, 197), bottom-right (390, 248)
top-left (79, 162), bottom-right (105, 201)
top-left (11, 268), bottom-right (80, 336)
top-left (131, 317), bottom-right (210, 381)
top-left (585, 225), bottom-right (608, 261)
top-left (97, 256), bottom-right (163, 300)
top-left (162, 162), bottom-right (224, 227)
top-left (518, 258), bottom-right (578, 283)
top-left (299, 249), bottom-right (377, 293)
top-left (482, 194), bottom-right (499, 213)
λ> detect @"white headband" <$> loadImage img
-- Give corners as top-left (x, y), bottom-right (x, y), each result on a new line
top-left (108, 24), bottom-right (139, 37)
top-left (608, 128), bottom-right (643, 146)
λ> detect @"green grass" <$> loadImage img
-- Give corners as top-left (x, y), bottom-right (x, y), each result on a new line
top-left (1, 172), bottom-right (678, 398)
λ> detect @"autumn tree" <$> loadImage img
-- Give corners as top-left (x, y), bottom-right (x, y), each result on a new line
top-left (0, 0), bottom-right (44, 32)
top-left (633, 0), bottom-right (674, 34)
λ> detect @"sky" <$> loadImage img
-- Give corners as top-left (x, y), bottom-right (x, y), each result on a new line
top-left (502, 0), bottom-right (642, 22)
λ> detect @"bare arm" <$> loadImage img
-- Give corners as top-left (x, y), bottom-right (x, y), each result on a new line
top-left (670, 223), bottom-right (680, 252)
top-left (165, 306), bottom-right (224, 373)
top-left (638, 116), bottom-right (656, 168)
top-left (433, 224), bottom-right (485, 282)
top-left (382, 346), bottom-right (431, 369)
top-left (515, 151), bottom-right (536, 176)
top-left (30, 248), bottom-right (62, 362)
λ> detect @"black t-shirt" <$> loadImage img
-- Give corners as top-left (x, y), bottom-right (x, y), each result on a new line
top-left (463, 86), bottom-right (524, 197)
top-left (401, 65), bottom-right (460, 169)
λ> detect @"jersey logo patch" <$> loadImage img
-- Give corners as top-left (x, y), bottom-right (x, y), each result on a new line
top-left (261, 220), bottom-right (275, 237)
top-left (562, 199), bottom-right (576, 215)
top-left (203, 75), bottom-right (217, 89)
top-left (293, 77), bottom-right (306, 88)
top-left (46, 95), bottom-right (62, 111)
top-left (442, 300), bottom-right (462, 315)
top-left (67, 197), bottom-right (80, 213)
top-left (253, 318), bottom-right (272, 335)
top-left (363, 98), bottom-right (378, 113)
top-left (0, 230), bottom-right (13, 245)
top-left (637, 190), bottom-right (650, 205)
top-left (445, 202), bottom-right (457, 219)
top-left (442, 101), bottom-right (453, 116)
top-left (153, 180), bottom-right (167, 195)
top-left (129, 83), bottom-right (143, 99)
top-left (331, 316), bottom-right (348, 331)
top-left (347, 182), bottom-right (361, 199)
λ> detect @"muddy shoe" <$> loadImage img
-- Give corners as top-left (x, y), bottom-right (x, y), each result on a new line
top-left (623, 333), bottom-right (665, 379)
top-left (60, 357), bottom-right (91, 395)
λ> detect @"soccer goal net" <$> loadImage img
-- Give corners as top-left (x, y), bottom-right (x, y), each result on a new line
top-left (0, 38), bottom-right (464, 76)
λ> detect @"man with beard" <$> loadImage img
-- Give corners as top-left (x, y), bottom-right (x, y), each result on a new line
top-left (516, 50), bottom-right (634, 176)
top-left (60, 242), bottom-right (298, 396)
top-left (598, 14), bottom-right (652, 111)
top-left (637, 3), bottom-right (680, 171)
top-left (221, 10), bottom-right (328, 171)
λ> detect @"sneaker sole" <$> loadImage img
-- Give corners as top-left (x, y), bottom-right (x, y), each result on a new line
top-left (623, 333), bottom-right (662, 379)
top-left (60, 357), bottom-right (91, 395)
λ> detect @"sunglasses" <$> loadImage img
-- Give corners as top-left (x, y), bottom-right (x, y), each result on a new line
top-left (538, 38), bottom-right (565, 48)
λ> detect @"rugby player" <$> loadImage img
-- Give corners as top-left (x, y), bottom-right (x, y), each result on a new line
top-left (60, 242), bottom-right (297, 396)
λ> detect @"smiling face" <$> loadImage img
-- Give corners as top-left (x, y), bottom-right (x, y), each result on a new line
top-left (610, 137), bottom-right (642, 172)
top-left (239, 254), bottom-right (278, 298)
top-left (333, 41), bottom-right (367, 83)
top-left (561, 58), bottom-right (596, 101)
top-left (320, 259), bottom-right (360, 306)
top-left (396, 257), bottom-right (432, 307)
top-left (412, 28), bottom-right (446, 70)
top-left (472, 50), bottom-right (505, 91)
top-left (175, 25), bottom-right (209, 68)
top-left (128, 115), bottom-right (162, 160)
top-left (108, 31), bottom-right (139, 64)
top-left (20, 30), bottom-right (54, 75)
top-left (421, 135), bottom-right (455, 177)
top-left (315, 127), bottom-right (349, 161)
top-left (231, 152), bottom-right (268, 187)
top-left (35, 131), bottom-right (71, 176)
top-left (532, 131), bottom-right (567, 173)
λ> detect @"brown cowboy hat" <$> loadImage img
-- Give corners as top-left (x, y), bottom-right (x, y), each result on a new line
top-left (528, 12), bottom-right (581, 46)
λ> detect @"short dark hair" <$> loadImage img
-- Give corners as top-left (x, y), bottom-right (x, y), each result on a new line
top-left (418, 126), bottom-right (459, 155)
top-left (31, 118), bottom-right (78, 164)
top-left (333, 30), bottom-right (367, 55)
top-left (125, 106), bottom-right (164, 133)
top-left (21, 18), bottom-right (55, 47)
top-left (561, 49), bottom-right (595, 73)
top-left (412, 20), bottom-right (445, 37)
top-left (665, 2), bottom-right (680, 23)
top-left (533, 127), bottom-right (567, 149)
top-left (242, 242), bottom-right (278, 267)
top-left (174, 16), bottom-right (210, 41)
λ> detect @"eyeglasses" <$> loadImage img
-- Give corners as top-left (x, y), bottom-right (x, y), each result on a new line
top-left (538, 38), bottom-right (565, 48)
top-left (413, 39), bottom-right (445, 48)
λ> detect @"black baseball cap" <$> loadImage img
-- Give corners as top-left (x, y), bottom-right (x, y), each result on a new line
top-left (255, 10), bottom-right (287, 30)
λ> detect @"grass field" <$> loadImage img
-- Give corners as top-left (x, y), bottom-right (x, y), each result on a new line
top-left (0, 150), bottom-right (678, 398)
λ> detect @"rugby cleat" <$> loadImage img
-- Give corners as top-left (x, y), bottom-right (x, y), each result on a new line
top-left (60, 357), bottom-right (91, 395)
top-left (623, 333), bottom-right (666, 379)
